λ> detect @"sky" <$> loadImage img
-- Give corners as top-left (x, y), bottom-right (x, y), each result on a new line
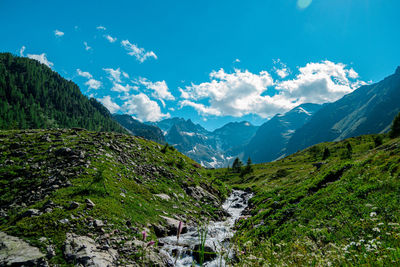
top-left (1, 0), bottom-right (399, 130)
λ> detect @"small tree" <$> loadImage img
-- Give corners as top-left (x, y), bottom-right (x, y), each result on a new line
top-left (389, 112), bottom-right (400, 138)
top-left (232, 157), bottom-right (242, 173)
top-left (322, 147), bottom-right (331, 160)
top-left (245, 157), bottom-right (253, 173)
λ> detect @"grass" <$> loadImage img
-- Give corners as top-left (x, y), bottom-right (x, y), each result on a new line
top-left (210, 134), bottom-right (400, 266)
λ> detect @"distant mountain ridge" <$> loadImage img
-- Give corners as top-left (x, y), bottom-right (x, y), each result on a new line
top-left (150, 118), bottom-right (258, 168)
top-left (244, 103), bottom-right (322, 163)
top-left (286, 66), bottom-right (400, 154)
top-left (113, 114), bottom-right (165, 143)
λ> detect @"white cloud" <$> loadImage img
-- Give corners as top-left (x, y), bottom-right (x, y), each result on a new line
top-left (103, 67), bottom-right (122, 83)
top-left (273, 59), bottom-right (290, 79)
top-left (179, 68), bottom-right (285, 118)
top-left (121, 93), bottom-right (170, 122)
top-left (121, 39), bottom-right (157, 63)
top-left (84, 41), bottom-right (92, 51)
top-left (54, 30), bottom-right (64, 37)
top-left (85, 79), bottom-right (102, 90)
top-left (27, 53), bottom-right (54, 68)
top-left (234, 59), bottom-right (240, 63)
top-left (276, 60), bottom-right (362, 104)
top-left (97, 26), bottom-right (106, 30)
top-left (98, 95), bottom-right (120, 113)
top-left (76, 69), bottom-right (92, 79)
top-left (139, 78), bottom-right (175, 101)
top-left (179, 61), bottom-right (364, 118)
top-left (111, 82), bottom-right (137, 93)
top-left (19, 46), bottom-right (26, 56)
top-left (105, 35), bottom-right (117, 43)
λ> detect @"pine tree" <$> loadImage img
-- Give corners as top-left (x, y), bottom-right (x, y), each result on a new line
top-left (389, 112), bottom-right (400, 138)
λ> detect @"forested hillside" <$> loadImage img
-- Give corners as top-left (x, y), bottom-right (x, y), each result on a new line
top-left (0, 53), bottom-right (126, 133)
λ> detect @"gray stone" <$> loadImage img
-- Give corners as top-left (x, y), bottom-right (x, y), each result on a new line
top-left (85, 198), bottom-right (95, 209)
top-left (155, 194), bottom-right (170, 201)
top-left (94, 219), bottom-right (104, 227)
top-left (0, 232), bottom-right (46, 266)
top-left (21, 209), bottom-right (40, 218)
top-left (64, 233), bottom-right (117, 266)
top-left (69, 201), bottom-right (80, 210)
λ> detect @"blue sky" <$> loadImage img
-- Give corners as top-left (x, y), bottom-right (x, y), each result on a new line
top-left (1, 0), bottom-right (399, 130)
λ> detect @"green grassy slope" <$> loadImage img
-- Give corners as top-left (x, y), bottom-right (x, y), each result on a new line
top-left (212, 134), bottom-right (400, 266)
top-left (0, 129), bottom-right (228, 265)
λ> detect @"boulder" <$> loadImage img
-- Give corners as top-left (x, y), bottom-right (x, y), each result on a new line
top-left (159, 216), bottom-right (187, 236)
top-left (63, 233), bottom-right (117, 266)
top-left (0, 232), bottom-right (47, 266)
top-left (85, 198), bottom-right (95, 209)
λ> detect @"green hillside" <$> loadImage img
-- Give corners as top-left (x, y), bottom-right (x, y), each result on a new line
top-left (212, 131), bottom-right (400, 265)
top-left (0, 129), bottom-right (227, 265)
top-left (0, 53), bottom-right (126, 133)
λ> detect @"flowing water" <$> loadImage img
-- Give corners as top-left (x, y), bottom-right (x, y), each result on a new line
top-left (159, 190), bottom-right (253, 266)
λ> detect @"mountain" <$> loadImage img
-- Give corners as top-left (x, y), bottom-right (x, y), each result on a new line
top-left (0, 53), bottom-right (126, 133)
top-left (113, 114), bottom-right (165, 143)
top-left (286, 66), bottom-right (400, 154)
top-left (213, 121), bottom-right (259, 156)
top-left (0, 128), bottom-right (227, 266)
top-left (151, 118), bottom-right (258, 168)
top-left (244, 103), bottom-right (322, 163)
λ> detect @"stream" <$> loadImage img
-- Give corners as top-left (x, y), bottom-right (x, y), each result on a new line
top-left (159, 190), bottom-right (253, 266)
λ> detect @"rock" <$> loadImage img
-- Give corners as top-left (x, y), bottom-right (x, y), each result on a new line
top-left (85, 198), bottom-right (95, 209)
top-left (59, 218), bottom-right (69, 224)
top-left (185, 186), bottom-right (219, 206)
top-left (69, 201), bottom-right (80, 210)
top-left (21, 209), bottom-right (40, 218)
top-left (152, 224), bottom-right (168, 237)
top-left (155, 194), bottom-right (170, 201)
top-left (0, 232), bottom-right (47, 266)
top-left (64, 233), bottom-right (117, 266)
top-left (159, 216), bottom-right (187, 236)
top-left (46, 245), bottom-right (56, 258)
top-left (192, 244), bottom-right (217, 263)
top-left (94, 219), bottom-right (104, 227)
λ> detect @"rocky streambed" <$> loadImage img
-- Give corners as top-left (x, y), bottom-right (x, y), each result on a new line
top-left (159, 190), bottom-right (253, 266)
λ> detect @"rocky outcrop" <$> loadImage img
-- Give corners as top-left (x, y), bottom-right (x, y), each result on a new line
top-left (0, 232), bottom-right (47, 266)
top-left (63, 233), bottom-right (118, 266)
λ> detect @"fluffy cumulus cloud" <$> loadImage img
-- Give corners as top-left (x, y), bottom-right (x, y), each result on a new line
top-left (139, 78), bottom-right (175, 101)
top-left (98, 95), bottom-right (120, 113)
top-left (105, 35), bottom-right (117, 43)
top-left (179, 61), bottom-right (364, 118)
top-left (121, 93), bottom-right (169, 122)
top-left (76, 69), bottom-right (92, 79)
top-left (273, 59), bottom-right (290, 79)
top-left (179, 68), bottom-right (288, 117)
top-left (276, 60), bottom-right (364, 104)
top-left (121, 40), bottom-right (157, 63)
top-left (27, 53), bottom-right (54, 68)
top-left (111, 82), bottom-right (137, 93)
top-left (103, 67), bottom-right (122, 83)
top-left (54, 30), bottom-right (64, 37)
top-left (85, 79), bottom-right (102, 90)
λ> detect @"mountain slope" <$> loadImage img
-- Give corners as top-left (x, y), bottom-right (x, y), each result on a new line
top-left (0, 128), bottom-right (227, 266)
top-left (212, 130), bottom-right (400, 265)
top-left (213, 121), bottom-right (258, 156)
top-left (113, 114), bottom-right (165, 143)
top-left (244, 103), bottom-right (322, 163)
top-left (286, 66), bottom-right (400, 154)
top-left (0, 53), bottom-right (126, 133)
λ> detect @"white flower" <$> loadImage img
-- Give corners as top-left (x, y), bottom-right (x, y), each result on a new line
top-left (372, 227), bottom-right (381, 233)
top-left (370, 212), bottom-right (377, 217)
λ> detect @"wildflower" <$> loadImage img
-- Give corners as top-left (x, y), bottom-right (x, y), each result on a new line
top-left (370, 212), bottom-right (377, 217)
top-left (142, 230), bottom-right (147, 241)
top-left (372, 227), bottom-right (380, 233)
top-left (147, 241), bottom-right (155, 247)
top-left (177, 221), bottom-right (183, 242)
